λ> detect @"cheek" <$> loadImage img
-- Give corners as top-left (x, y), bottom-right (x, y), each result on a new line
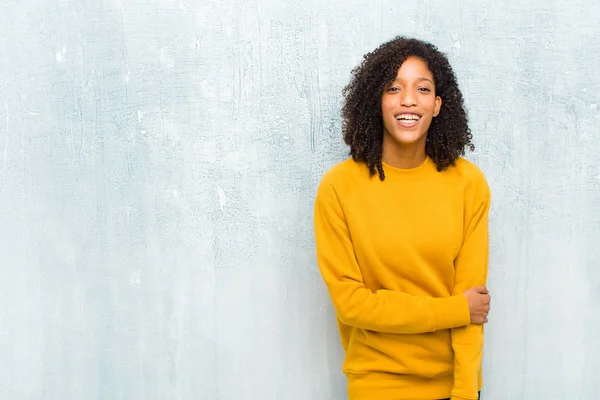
top-left (426, 101), bottom-right (438, 117)
top-left (381, 97), bottom-right (391, 112)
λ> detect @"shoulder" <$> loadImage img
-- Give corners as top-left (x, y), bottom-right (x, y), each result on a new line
top-left (451, 157), bottom-right (487, 182)
top-left (451, 157), bottom-right (489, 188)
top-left (318, 158), bottom-right (366, 188)
top-left (315, 158), bottom-right (367, 202)
top-left (450, 157), bottom-right (491, 202)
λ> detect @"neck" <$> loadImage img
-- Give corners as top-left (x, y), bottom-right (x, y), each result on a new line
top-left (381, 137), bottom-right (427, 169)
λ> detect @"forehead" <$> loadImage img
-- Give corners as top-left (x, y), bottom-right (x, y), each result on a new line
top-left (393, 56), bottom-right (434, 80)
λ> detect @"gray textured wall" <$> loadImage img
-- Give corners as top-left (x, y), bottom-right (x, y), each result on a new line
top-left (0, 0), bottom-right (598, 399)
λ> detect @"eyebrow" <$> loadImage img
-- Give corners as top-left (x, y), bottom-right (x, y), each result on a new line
top-left (392, 77), bottom-right (434, 84)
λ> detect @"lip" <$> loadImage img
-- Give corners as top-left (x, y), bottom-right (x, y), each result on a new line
top-left (396, 119), bottom-right (419, 128)
top-left (394, 111), bottom-right (422, 128)
top-left (395, 111), bottom-right (422, 118)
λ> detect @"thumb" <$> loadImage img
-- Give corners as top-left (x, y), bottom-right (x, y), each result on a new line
top-left (474, 285), bottom-right (489, 294)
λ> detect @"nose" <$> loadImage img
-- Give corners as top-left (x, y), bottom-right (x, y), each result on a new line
top-left (400, 89), bottom-right (417, 107)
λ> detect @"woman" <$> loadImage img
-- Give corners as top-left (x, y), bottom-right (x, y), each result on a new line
top-left (313, 37), bottom-right (491, 400)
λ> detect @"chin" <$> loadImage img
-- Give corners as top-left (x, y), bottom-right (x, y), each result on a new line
top-left (388, 131), bottom-right (427, 147)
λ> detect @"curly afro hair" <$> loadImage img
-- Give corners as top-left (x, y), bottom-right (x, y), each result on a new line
top-left (341, 36), bottom-right (474, 181)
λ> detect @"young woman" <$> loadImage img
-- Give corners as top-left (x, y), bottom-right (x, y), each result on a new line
top-left (313, 37), bottom-right (491, 400)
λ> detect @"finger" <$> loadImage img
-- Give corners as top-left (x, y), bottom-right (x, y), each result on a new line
top-left (475, 285), bottom-right (489, 294)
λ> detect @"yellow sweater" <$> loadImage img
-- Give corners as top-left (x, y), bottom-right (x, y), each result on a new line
top-left (313, 156), bottom-right (490, 400)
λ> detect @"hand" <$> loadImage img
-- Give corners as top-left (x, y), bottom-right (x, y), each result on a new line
top-left (463, 286), bottom-right (491, 324)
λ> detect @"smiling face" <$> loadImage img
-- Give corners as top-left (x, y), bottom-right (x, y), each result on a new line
top-left (381, 56), bottom-right (442, 158)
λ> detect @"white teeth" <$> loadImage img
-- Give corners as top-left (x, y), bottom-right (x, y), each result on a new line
top-left (395, 114), bottom-right (420, 121)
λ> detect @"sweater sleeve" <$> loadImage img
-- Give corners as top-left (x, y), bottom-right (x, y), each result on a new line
top-left (450, 174), bottom-right (491, 400)
top-left (313, 178), bottom-right (471, 335)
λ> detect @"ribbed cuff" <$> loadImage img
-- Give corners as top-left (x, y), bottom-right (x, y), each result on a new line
top-left (451, 395), bottom-right (479, 400)
top-left (432, 294), bottom-right (470, 331)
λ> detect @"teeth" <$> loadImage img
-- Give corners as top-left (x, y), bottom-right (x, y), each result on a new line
top-left (395, 114), bottom-right (420, 121)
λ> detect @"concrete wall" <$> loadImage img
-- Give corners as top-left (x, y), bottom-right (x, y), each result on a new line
top-left (0, 0), bottom-right (598, 398)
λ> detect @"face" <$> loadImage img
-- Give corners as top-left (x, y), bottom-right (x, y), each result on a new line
top-left (381, 56), bottom-right (442, 152)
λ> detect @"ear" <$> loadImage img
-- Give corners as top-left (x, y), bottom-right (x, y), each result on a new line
top-left (433, 96), bottom-right (442, 117)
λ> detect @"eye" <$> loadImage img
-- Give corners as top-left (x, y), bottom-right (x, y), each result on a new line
top-left (387, 87), bottom-right (400, 92)
top-left (418, 87), bottom-right (432, 92)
